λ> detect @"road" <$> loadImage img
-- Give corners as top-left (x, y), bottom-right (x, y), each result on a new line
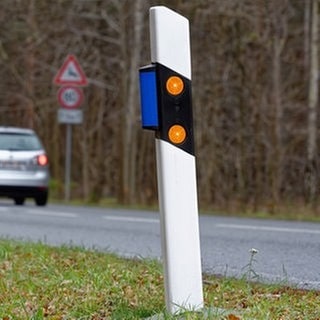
top-left (0, 201), bottom-right (319, 290)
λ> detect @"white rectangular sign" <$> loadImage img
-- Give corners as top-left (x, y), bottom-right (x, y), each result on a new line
top-left (58, 109), bottom-right (83, 124)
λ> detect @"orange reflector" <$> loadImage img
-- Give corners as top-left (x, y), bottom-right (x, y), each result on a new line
top-left (168, 125), bottom-right (186, 144)
top-left (166, 76), bottom-right (184, 95)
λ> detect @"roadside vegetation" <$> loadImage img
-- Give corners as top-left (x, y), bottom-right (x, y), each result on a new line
top-left (0, 239), bottom-right (319, 319)
top-left (50, 196), bottom-right (320, 223)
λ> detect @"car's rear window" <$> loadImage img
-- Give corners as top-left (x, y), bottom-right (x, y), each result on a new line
top-left (0, 133), bottom-right (43, 151)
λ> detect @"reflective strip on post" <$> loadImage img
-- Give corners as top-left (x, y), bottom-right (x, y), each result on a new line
top-left (168, 125), bottom-right (186, 144)
top-left (166, 76), bottom-right (184, 95)
top-left (139, 65), bottom-right (159, 130)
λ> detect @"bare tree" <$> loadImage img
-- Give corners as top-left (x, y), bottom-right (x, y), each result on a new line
top-left (121, 0), bottom-right (145, 204)
top-left (0, 0), bottom-right (318, 214)
top-left (306, 0), bottom-right (319, 204)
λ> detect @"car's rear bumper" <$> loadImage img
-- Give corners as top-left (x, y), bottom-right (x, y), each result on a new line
top-left (0, 185), bottom-right (48, 198)
top-left (0, 170), bottom-right (49, 187)
top-left (0, 170), bottom-right (49, 198)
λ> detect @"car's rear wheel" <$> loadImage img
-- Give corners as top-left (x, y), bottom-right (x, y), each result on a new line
top-left (14, 197), bottom-right (25, 205)
top-left (35, 191), bottom-right (48, 206)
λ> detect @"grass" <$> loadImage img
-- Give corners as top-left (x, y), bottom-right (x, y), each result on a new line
top-left (0, 239), bottom-right (319, 320)
top-left (49, 195), bottom-right (320, 223)
top-left (200, 200), bottom-right (320, 223)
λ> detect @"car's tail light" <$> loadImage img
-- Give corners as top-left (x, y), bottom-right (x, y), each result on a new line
top-left (37, 154), bottom-right (48, 166)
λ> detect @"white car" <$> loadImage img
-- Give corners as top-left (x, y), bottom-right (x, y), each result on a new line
top-left (0, 127), bottom-right (49, 206)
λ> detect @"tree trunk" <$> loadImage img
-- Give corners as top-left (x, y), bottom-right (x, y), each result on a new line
top-left (306, 0), bottom-right (318, 204)
top-left (121, 0), bottom-right (144, 204)
top-left (25, 0), bottom-right (35, 128)
top-left (271, 34), bottom-right (284, 207)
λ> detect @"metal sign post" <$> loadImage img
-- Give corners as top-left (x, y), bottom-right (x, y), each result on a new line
top-left (65, 124), bottom-right (72, 202)
top-left (139, 6), bottom-right (203, 315)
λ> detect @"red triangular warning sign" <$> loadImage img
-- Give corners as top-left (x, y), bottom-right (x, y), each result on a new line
top-left (53, 54), bottom-right (88, 86)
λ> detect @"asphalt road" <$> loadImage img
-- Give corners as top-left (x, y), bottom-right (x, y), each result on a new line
top-left (0, 201), bottom-right (319, 290)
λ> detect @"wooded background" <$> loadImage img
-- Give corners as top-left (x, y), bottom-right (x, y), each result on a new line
top-left (0, 0), bottom-right (319, 214)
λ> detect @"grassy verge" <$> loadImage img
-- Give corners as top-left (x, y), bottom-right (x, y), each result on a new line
top-left (48, 197), bottom-right (320, 223)
top-left (0, 239), bottom-right (319, 319)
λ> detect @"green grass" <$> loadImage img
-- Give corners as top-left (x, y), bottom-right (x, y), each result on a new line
top-left (48, 195), bottom-right (320, 223)
top-left (0, 239), bottom-right (319, 319)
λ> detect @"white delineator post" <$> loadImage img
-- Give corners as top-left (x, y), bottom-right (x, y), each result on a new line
top-left (155, 141), bottom-right (204, 314)
top-left (150, 6), bottom-right (204, 314)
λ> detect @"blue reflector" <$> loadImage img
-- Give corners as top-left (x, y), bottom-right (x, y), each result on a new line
top-left (139, 65), bottom-right (159, 129)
